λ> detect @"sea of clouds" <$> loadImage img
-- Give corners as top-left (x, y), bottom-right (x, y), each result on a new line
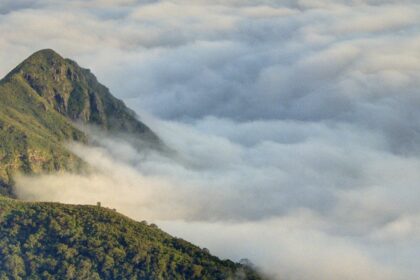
top-left (2, 0), bottom-right (420, 279)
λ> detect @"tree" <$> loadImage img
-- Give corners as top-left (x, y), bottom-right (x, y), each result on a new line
top-left (5, 254), bottom-right (26, 279)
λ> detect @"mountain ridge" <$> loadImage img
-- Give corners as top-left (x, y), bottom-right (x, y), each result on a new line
top-left (0, 196), bottom-right (263, 279)
top-left (6, 49), bottom-right (158, 139)
top-left (0, 49), bottom-right (159, 195)
top-left (0, 49), bottom-right (266, 279)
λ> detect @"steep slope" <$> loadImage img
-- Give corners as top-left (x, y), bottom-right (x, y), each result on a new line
top-left (0, 49), bottom-right (159, 195)
top-left (0, 197), bottom-right (262, 280)
top-left (5, 49), bottom-right (158, 138)
top-left (0, 50), bottom-right (265, 279)
top-left (0, 64), bottom-right (86, 195)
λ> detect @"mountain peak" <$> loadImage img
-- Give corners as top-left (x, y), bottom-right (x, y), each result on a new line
top-left (3, 49), bottom-right (63, 81)
top-left (0, 49), bottom-right (161, 193)
top-left (6, 49), bottom-right (159, 143)
top-left (28, 48), bottom-right (63, 60)
top-left (17, 49), bottom-right (65, 73)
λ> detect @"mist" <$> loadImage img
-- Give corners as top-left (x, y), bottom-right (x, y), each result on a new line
top-left (15, 117), bottom-right (420, 279)
top-left (3, 0), bottom-right (420, 279)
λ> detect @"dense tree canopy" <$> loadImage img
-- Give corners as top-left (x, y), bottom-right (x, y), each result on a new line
top-left (0, 197), bottom-right (263, 280)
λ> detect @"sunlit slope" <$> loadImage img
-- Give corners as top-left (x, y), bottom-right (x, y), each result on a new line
top-left (0, 49), bottom-right (159, 195)
top-left (0, 197), bottom-right (262, 280)
top-left (0, 64), bottom-right (86, 195)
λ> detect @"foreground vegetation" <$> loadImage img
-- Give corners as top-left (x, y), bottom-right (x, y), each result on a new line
top-left (0, 197), bottom-right (262, 280)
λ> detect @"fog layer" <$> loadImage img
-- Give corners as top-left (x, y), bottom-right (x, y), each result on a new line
top-left (3, 0), bottom-right (420, 279)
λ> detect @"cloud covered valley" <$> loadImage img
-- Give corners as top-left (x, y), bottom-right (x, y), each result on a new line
top-left (2, 0), bottom-right (420, 279)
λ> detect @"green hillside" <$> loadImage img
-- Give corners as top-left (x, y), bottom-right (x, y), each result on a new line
top-left (0, 50), bottom-right (265, 279)
top-left (5, 49), bottom-right (158, 138)
top-left (0, 49), bottom-right (159, 195)
top-left (0, 197), bottom-right (262, 280)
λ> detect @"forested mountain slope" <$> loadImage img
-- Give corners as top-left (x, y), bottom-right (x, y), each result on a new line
top-left (0, 197), bottom-right (262, 279)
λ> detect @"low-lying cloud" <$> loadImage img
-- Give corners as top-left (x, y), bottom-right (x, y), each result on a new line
top-left (3, 0), bottom-right (420, 279)
top-left (14, 117), bottom-right (420, 279)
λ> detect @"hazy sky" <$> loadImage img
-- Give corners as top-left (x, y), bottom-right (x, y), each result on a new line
top-left (2, 1), bottom-right (420, 279)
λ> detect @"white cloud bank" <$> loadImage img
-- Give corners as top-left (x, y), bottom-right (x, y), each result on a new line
top-left (2, 0), bottom-right (420, 279)
top-left (14, 117), bottom-right (420, 279)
